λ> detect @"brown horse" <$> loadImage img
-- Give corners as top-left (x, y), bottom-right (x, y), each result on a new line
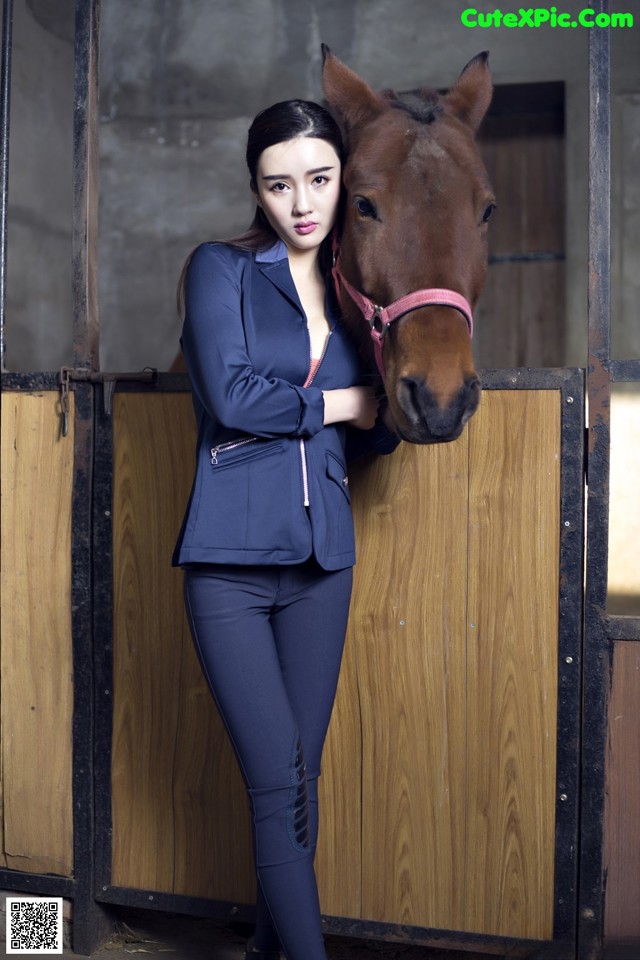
top-left (322, 47), bottom-right (494, 443)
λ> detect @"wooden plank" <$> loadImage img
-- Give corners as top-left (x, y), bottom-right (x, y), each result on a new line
top-left (473, 262), bottom-right (523, 368)
top-left (604, 641), bottom-right (640, 944)
top-left (111, 393), bottom-right (254, 899)
top-left (477, 259), bottom-right (565, 369)
top-left (520, 261), bottom-right (566, 368)
top-left (465, 390), bottom-right (560, 939)
top-left (476, 112), bottom-right (566, 369)
top-left (111, 393), bottom-right (182, 890)
top-left (317, 611), bottom-right (362, 917)
top-left (170, 614), bottom-right (254, 902)
top-left (0, 392), bottom-right (74, 875)
top-left (347, 438), bottom-right (470, 929)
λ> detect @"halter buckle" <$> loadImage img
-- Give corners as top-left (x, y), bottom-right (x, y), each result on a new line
top-left (370, 306), bottom-right (386, 337)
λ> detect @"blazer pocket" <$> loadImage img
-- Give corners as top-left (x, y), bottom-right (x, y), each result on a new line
top-left (195, 440), bottom-right (287, 549)
top-left (326, 451), bottom-right (351, 503)
top-left (210, 438), bottom-right (284, 469)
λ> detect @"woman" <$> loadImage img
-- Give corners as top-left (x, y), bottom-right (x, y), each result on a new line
top-left (173, 99), bottom-right (398, 960)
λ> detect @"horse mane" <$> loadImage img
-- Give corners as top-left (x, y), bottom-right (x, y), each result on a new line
top-left (382, 88), bottom-right (443, 125)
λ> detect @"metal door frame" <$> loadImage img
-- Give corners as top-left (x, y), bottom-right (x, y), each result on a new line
top-left (0, 1), bottom-right (110, 954)
top-left (579, 10), bottom-right (640, 960)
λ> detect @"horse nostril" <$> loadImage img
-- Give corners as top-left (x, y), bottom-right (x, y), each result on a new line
top-left (456, 381), bottom-right (480, 429)
top-left (399, 376), bottom-right (429, 420)
top-left (398, 374), bottom-right (481, 439)
top-left (398, 375), bottom-right (453, 434)
top-left (463, 377), bottom-right (482, 418)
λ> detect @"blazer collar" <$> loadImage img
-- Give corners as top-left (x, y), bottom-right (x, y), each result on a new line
top-left (256, 240), bottom-right (288, 264)
top-left (256, 240), bottom-right (341, 328)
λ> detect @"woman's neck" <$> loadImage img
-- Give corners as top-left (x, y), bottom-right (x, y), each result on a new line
top-left (287, 250), bottom-right (324, 292)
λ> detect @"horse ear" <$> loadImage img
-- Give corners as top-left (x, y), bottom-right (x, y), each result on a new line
top-left (321, 44), bottom-right (386, 144)
top-left (446, 51), bottom-right (493, 133)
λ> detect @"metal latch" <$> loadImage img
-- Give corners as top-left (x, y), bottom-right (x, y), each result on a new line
top-left (59, 366), bottom-right (158, 437)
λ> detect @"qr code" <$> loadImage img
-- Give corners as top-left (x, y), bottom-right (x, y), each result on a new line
top-left (5, 897), bottom-right (63, 954)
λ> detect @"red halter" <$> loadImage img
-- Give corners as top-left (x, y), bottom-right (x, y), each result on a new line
top-left (331, 238), bottom-right (474, 378)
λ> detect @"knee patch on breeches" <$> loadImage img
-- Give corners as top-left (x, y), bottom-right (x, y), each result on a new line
top-left (291, 737), bottom-right (309, 849)
top-left (248, 736), bottom-right (312, 867)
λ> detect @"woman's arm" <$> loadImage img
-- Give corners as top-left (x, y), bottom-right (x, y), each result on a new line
top-left (183, 243), bottom-right (380, 437)
top-left (322, 386), bottom-right (378, 429)
top-left (182, 244), bottom-right (326, 438)
top-left (344, 400), bottom-right (401, 461)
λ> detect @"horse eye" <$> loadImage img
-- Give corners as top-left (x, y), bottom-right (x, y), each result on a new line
top-left (355, 196), bottom-right (377, 219)
top-left (482, 202), bottom-right (496, 224)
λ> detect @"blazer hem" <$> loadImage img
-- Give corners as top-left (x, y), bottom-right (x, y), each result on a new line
top-left (173, 547), bottom-right (355, 571)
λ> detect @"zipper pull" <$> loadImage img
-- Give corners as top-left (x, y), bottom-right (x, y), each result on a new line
top-left (210, 446), bottom-right (219, 465)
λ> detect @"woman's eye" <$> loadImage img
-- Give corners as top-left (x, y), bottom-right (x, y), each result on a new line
top-left (482, 202), bottom-right (496, 224)
top-left (271, 182), bottom-right (288, 192)
top-left (313, 175), bottom-right (328, 186)
top-left (354, 197), bottom-right (377, 219)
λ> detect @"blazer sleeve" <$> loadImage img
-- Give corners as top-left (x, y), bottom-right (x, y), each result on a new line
top-left (344, 408), bottom-right (401, 463)
top-left (181, 243), bottom-right (325, 438)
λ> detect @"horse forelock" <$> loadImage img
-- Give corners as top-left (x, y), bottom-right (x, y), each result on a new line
top-left (383, 88), bottom-right (443, 125)
top-left (377, 90), bottom-right (490, 186)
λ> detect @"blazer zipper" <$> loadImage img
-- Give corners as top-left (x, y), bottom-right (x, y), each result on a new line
top-left (300, 331), bottom-right (331, 507)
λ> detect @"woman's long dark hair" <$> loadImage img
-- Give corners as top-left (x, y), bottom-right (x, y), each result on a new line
top-left (177, 99), bottom-right (344, 316)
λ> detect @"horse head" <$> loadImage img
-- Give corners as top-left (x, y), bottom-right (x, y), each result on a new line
top-left (322, 47), bottom-right (494, 444)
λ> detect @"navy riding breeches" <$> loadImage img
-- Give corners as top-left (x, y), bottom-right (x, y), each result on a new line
top-left (183, 559), bottom-right (352, 960)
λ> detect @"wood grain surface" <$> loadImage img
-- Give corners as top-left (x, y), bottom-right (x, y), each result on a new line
top-left (604, 641), bottom-right (640, 943)
top-left (465, 391), bottom-right (560, 939)
top-left (1, 392), bottom-right (74, 875)
top-left (111, 392), bottom-right (253, 898)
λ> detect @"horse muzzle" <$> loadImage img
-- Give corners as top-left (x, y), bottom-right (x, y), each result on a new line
top-left (394, 374), bottom-right (481, 444)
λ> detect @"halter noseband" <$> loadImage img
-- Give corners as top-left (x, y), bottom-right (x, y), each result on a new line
top-left (331, 238), bottom-right (474, 378)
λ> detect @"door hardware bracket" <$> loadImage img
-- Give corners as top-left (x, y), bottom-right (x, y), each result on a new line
top-left (59, 366), bottom-right (158, 436)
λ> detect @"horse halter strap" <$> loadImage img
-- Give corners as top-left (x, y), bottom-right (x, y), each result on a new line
top-left (331, 240), bottom-right (474, 378)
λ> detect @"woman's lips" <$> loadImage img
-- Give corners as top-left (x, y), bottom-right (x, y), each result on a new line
top-left (294, 221), bottom-right (317, 235)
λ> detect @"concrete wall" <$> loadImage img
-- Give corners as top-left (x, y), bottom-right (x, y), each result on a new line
top-left (3, 0), bottom-right (639, 373)
top-left (5, 0), bottom-right (74, 372)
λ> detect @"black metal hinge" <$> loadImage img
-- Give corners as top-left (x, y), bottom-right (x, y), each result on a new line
top-left (59, 366), bottom-right (158, 437)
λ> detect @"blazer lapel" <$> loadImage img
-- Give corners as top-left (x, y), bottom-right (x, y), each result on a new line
top-left (256, 242), bottom-right (304, 314)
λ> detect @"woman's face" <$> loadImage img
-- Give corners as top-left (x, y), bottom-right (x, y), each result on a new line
top-left (254, 136), bottom-right (341, 257)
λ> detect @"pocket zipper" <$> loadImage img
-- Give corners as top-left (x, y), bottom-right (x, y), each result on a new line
top-left (210, 436), bottom-right (256, 465)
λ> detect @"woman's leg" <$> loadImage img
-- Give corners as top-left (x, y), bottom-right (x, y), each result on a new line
top-left (253, 562), bottom-right (352, 953)
top-left (183, 563), bottom-right (351, 960)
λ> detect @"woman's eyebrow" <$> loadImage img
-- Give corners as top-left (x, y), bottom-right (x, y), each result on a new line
top-left (261, 165), bottom-right (336, 182)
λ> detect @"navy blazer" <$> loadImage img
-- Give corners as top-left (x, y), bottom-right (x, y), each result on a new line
top-left (172, 240), bottom-right (398, 571)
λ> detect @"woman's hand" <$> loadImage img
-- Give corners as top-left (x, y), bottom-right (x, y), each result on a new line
top-left (322, 386), bottom-right (378, 429)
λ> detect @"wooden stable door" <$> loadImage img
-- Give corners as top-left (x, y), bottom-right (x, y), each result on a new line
top-left (107, 375), bottom-right (581, 953)
top-left (319, 389), bottom-right (561, 939)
